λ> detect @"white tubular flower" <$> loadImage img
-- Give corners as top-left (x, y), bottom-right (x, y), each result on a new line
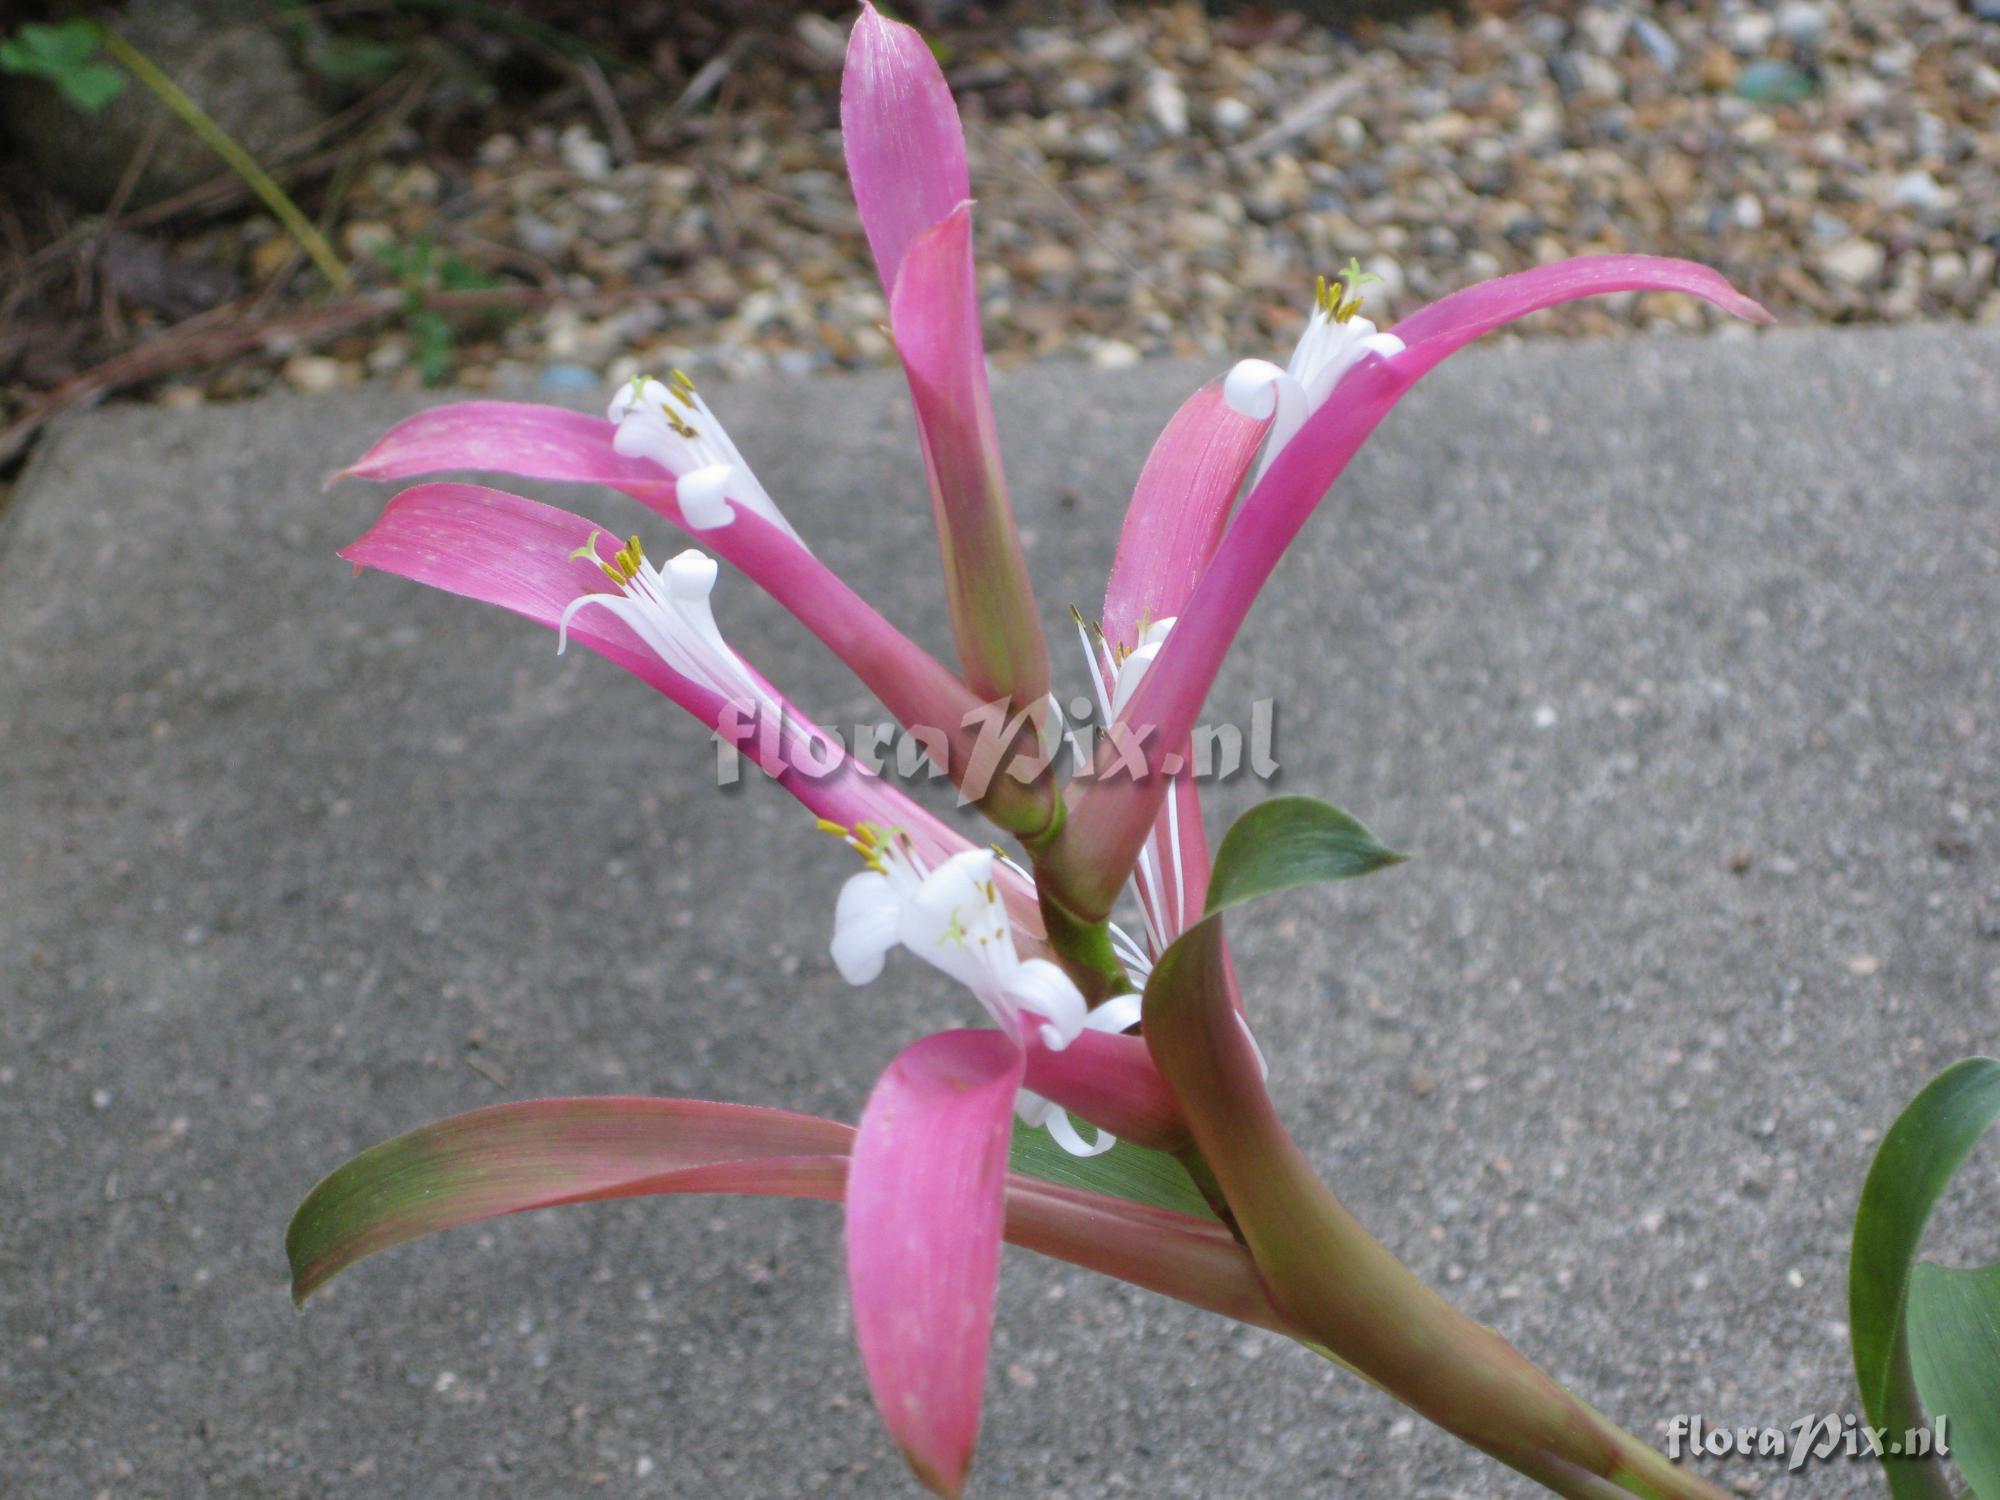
top-left (1226, 263), bottom-right (1405, 487)
top-left (557, 533), bottom-right (838, 779)
top-left (830, 839), bottom-right (1086, 1052)
top-left (608, 371), bottom-right (800, 542)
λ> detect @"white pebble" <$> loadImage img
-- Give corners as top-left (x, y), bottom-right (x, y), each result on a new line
top-left (1090, 339), bottom-right (1142, 371)
top-left (1144, 70), bottom-right (1188, 138)
top-left (1209, 96), bottom-right (1252, 134)
top-left (1818, 238), bottom-right (1885, 287)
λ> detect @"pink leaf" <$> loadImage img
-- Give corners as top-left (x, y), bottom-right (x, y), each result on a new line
top-left (337, 400), bottom-right (668, 495)
top-left (846, 1031), bottom-right (1023, 1497)
top-left (340, 405), bottom-right (1037, 825)
top-left (841, 1), bottom-right (970, 300)
top-left (1019, 1028), bottom-right (1188, 1153)
top-left (891, 204), bottom-right (1050, 711)
top-left (286, 1097), bottom-right (853, 1302)
top-left (339, 482), bottom-right (975, 857)
top-left (1058, 257), bottom-right (1768, 918)
top-left (1387, 254), bottom-right (1772, 354)
top-left (1100, 381), bottom-right (1267, 652)
top-left (288, 1093), bottom-right (1281, 1333)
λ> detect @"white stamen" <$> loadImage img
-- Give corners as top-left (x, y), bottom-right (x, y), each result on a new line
top-left (1091, 616), bottom-right (1187, 955)
top-left (608, 374), bottom-right (801, 543)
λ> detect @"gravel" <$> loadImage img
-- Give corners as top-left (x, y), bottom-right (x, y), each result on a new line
top-left (114, 0), bottom-right (1992, 407)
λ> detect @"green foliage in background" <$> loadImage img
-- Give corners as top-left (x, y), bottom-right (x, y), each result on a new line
top-left (0, 19), bottom-right (127, 112)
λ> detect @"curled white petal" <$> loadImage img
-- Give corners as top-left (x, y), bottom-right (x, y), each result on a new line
top-left (1084, 992), bottom-right (1143, 1035)
top-left (1223, 357), bottom-right (1287, 421)
top-left (1233, 288), bottom-right (1408, 487)
top-left (1013, 1088), bottom-right (1056, 1128)
top-left (1010, 958), bottom-right (1087, 1051)
top-left (1046, 1109), bottom-right (1118, 1158)
top-left (675, 464), bottom-right (736, 530)
top-left (661, 547), bottom-right (719, 599)
top-left (605, 374), bottom-right (800, 542)
top-left (1108, 615), bottom-right (1176, 721)
top-left (831, 871), bottom-right (902, 985)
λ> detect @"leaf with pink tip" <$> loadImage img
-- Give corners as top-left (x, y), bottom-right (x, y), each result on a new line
top-left (1056, 256), bottom-right (1768, 921)
top-left (339, 482), bottom-right (978, 854)
top-left (846, 1030), bottom-right (1022, 1498)
top-left (338, 406), bottom-right (1039, 828)
top-left (336, 400), bottom-right (668, 494)
top-left (1100, 381), bottom-right (1267, 652)
top-left (1387, 254), bottom-right (1771, 356)
top-left (890, 204), bottom-right (1051, 711)
top-left (841, 0), bottom-right (970, 299)
top-left (286, 1093), bottom-right (1284, 1338)
top-left (287, 1097), bottom-right (854, 1303)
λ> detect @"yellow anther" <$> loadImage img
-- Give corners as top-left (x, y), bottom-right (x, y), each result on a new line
top-left (586, 533), bottom-right (645, 586)
top-left (826, 820), bottom-right (900, 878)
top-left (669, 367), bottom-right (697, 398)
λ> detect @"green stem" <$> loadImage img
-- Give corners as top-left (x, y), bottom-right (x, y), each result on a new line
top-left (95, 25), bottom-right (351, 292)
top-left (1032, 875), bottom-right (1130, 1003)
top-left (1146, 919), bottom-right (1729, 1500)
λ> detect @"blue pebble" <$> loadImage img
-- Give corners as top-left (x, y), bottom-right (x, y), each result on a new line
top-left (539, 363), bottom-right (599, 392)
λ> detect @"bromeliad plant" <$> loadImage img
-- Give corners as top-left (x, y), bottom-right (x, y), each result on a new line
top-left (289, 7), bottom-right (1803, 1497)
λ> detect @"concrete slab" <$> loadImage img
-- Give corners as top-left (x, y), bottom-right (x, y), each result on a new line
top-left (2, 324), bottom-right (1996, 1499)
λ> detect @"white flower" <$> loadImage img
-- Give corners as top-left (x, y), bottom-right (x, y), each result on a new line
top-left (1225, 266), bottom-right (1405, 487)
top-left (831, 840), bottom-right (1087, 1053)
top-left (607, 372), bottom-right (799, 541)
top-left (557, 534), bottom-right (838, 778)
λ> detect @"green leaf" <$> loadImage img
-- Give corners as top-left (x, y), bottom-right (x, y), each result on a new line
top-left (0, 20), bottom-right (125, 110)
top-left (1909, 1262), bottom-right (2000, 1495)
top-left (286, 1097), bottom-right (853, 1303)
top-left (6, 19), bottom-right (98, 70)
top-left (304, 34), bottom-right (407, 87)
top-left (1008, 1125), bottom-right (1218, 1220)
top-left (57, 62), bottom-right (126, 111)
top-left (1849, 1056), bottom-right (2000, 1500)
top-left (1203, 795), bottom-right (1405, 918)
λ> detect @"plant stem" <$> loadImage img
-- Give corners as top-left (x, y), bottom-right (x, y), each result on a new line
top-left (1033, 878), bottom-right (1131, 1003)
top-left (1145, 920), bottom-right (1731, 1500)
top-left (94, 25), bottom-right (351, 292)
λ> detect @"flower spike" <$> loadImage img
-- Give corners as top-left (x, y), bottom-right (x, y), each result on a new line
top-left (1046, 255), bottom-right (1771, 922)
